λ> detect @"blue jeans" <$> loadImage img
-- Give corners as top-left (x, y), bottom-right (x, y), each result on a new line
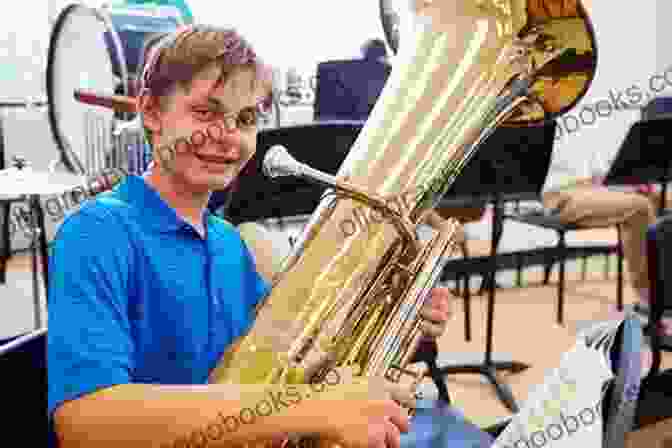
top-left (400, 400), bottom-right (495, 448)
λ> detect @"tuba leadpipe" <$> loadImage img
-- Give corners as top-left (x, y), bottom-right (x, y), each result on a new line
top-left (207, 6), bottom-right (598, 437)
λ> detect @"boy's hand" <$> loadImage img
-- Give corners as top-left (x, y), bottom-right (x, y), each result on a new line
top-left (419, 286), bottom-right (453, 339)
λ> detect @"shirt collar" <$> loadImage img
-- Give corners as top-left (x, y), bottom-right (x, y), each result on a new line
top-left (116, 175), bottom-right (212, 234)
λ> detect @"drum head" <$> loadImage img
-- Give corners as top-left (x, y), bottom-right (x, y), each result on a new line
top-left (47, 3), bottom-right (126, 174)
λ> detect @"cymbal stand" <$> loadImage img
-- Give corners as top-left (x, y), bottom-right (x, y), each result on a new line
top-left (27, 193), bottom-right (49, 330)
top-left (8, 155), bottom-right (50, 330)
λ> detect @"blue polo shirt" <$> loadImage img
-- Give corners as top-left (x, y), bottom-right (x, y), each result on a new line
top-left (47, 175), bottom-right (269, 432)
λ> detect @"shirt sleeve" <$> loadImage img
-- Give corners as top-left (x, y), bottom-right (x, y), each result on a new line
top-left (47, 209), bottom-right (135, 422)
top-left (242, 242), bottom-right (271, 309)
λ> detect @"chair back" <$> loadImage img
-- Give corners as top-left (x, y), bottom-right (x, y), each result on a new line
top-left (632, 214), bottom-right (672, 431)
top-left (602, 316), bottom-right (644, 448)
top-left (646, 213), bottom-right (672, 376)
top-left (0, 328), bottom-right (48, 443)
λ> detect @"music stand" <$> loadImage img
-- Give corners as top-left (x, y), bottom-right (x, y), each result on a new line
top-left (224, 121), bottom-right (365, 224)
top-left (604, 118), bottom-right (672, 216)
top-left (434, 121), bottom-right (557, 413)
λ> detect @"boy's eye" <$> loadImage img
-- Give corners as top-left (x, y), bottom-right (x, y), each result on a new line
top-left (237, 108), bottom-right (258, 127)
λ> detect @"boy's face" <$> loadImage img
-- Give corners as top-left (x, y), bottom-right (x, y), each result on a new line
top-left (145, 63), bottom-right (264, 193)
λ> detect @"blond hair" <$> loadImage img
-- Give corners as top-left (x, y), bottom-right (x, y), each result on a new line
top-left (139, 25), bottom-right (272, 146)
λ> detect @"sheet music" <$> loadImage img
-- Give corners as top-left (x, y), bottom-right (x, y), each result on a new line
top-left (492, 325), bottom-right (616, 448)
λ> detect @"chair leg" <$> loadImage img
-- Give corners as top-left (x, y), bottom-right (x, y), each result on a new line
top-left (457, 241), bottom-right (472, 342)
top-left (543, 237), bottom-right (554, 285)
top-left (543, 263), bottom-right (553, 284)
top-left (557, 232), bottom-right (567, 325)
top-left (515, 252), bottom-right (523, 287)
top-left (463, 274), bottom-right (471, 342)
top-left (616, 225), bottom-right (624, 312)
top-left (426, 355), bottom-right (452, 405)
top-left (415, 339), bottom-right (451, 404)
top-left (453, 274), bottom-right (461, 296)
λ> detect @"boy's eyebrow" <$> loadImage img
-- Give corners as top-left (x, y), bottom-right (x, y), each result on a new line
top-left (203, 97), bottom-right (257, 112)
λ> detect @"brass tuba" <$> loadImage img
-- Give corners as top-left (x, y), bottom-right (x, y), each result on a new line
top-left (209, 0), bottom-right (597, 435)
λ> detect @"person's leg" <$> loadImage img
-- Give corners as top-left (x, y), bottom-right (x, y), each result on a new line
top-left (542, 186), bottom-right (654, 295)
top-left (543, 187), bottom-right (671, 375)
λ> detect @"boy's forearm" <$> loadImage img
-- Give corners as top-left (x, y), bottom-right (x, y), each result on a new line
top-left (53, 383), bottom-right (333, 448)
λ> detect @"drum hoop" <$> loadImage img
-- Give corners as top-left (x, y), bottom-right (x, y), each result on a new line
top-left (379, 0), bottom-right (400, 55)
top-left (46, 3), bottom-right (129, 174)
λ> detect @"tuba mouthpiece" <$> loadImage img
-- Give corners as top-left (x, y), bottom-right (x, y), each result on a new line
top-left (262, 145), bottom-right (344, 193)
top-left (263, 145), bottom-right (302, 179)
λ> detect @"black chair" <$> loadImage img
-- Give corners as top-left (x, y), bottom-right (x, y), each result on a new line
top-left (601, 314), bottom-right (648, 445)
top-left (633, 214), bottom-right (672, 430)
top-left (504, 209), bottom-right (624, 325)
top-left (644, 213), bottom-right (672, 369)
top-left (0, 328), bottom-right (48, 444)
top-left (640, 97), bottom-right (672, 217)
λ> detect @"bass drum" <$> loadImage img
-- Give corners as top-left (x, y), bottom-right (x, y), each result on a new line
top-left (46, 3), bottom-right (182, 175)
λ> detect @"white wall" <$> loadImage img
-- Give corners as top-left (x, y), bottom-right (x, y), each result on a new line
top-left (655, 1), bottom-right (672, 74)
top-left (543, 0), bottom-right (666, 191)
top-left (0, 1), bottom-right (49, 102)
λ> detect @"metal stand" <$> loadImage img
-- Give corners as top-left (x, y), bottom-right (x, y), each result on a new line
top-left (435, 194), bottom-right (528, 413)
top-left (27, 194), bottom-right (49, 330)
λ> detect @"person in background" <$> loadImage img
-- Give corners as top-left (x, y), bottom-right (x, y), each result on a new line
top-left (360, 38), bottom-right (390, 65)
top-left (542, 131), bottom-right (672, 365)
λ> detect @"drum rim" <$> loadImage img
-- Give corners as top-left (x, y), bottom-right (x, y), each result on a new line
top-left (46, 3), bottom-right (129, 174)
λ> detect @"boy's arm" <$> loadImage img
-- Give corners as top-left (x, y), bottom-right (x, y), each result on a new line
top-left (54, 375), bottom-right (410, 448)
top-left (53, 383), bottom-right (333, 448)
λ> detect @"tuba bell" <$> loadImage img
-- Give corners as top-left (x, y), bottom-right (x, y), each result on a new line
top-left (208, 0), bottom-right (597, 442)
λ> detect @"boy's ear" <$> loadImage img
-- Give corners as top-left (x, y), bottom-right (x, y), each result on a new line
top-left (137, 93), bottom-right (163, 135)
